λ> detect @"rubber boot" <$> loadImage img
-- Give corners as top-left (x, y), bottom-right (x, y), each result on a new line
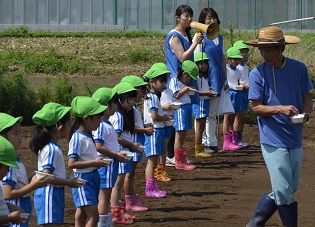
top-left (110, 205), bottom-right (133, 224)
top-left (119, 201), bottom-right (136, 220)
top-left (223, 131), bottom-right (242, 151)
top-left (277, 202), bottom-right (298, 227)
top-left (145, 178), bottom-right (167, 198)
top-left (246, 193), bottom-right (277, 227)
top-left (160, 163), bottom-right (172, 181)
top-left (235, 130), bottom-right (250, 148)
top-left (154, 163), bottom-right (171, 182)
top-left (195, 144), bottom-right (212, 157)
top-left (98, 213), bottom-right (112, 227)
top-left (125, 194), bottom-right (149, 212)
top-left (174, 148), bottom-right (196, 170)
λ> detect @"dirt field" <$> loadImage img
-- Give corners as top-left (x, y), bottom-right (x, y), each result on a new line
top-left (18, 106), bottom-right (315, 227)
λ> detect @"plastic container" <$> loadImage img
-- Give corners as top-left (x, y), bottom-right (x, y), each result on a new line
top-left (235, 85), bottom-right (244, 90)
top-left (120, 150), bottom-right (135, 160)
top-left (171, 102), bottom-right (182, 109)
top-left (291, 114), bottom-right (304, 123)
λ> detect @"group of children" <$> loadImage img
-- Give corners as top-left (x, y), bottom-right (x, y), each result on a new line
top-left (0, 39), bottom-right (251, 227)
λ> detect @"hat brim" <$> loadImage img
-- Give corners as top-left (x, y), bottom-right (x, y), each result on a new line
top-left (0, 160), bottom-right (19, 168)
top-left (1, 117), bottom-right (23, 132)
top-left (244, 35), bottom-right (301, 47)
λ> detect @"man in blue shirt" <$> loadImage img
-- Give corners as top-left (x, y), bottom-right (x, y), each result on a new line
top-left (245, 26), bottom-right (313, 227)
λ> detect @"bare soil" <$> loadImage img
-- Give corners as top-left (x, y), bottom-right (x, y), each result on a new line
top-left (19, 106), bottom-right (315, 227)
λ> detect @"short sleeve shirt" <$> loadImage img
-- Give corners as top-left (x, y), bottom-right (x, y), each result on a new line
top-left (143, 92), bottom-right (165, 128)
top-left (168, 77), bottom-right (191, 104)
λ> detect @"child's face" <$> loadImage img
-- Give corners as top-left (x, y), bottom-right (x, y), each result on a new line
top-left (85, 115), bottom-right (103, 131)
top-left (197, 61), bottom-right (208, 74)
top-left (58, 121), bottom-right (71, 139)
top-left (0, 164), bottom-right (10, 179)
top-left (5, 122), bottom-right (22, 150)
top-left (227, 58), bottom-right (241, 68)
top-left (121, 97), bottom-right (135, 111)
top-left (150, 79), bottom-right (166, 93)
top-left (107, 102), bottom-right (118, 116)
top-left (205, 13), bottom-right (217, 25)
top-left (240, 48), bottom-right (249, 62)
top-left (135, 87), bottom-right (145, 102)
top-left (181, 72), bottom-right (193, 84)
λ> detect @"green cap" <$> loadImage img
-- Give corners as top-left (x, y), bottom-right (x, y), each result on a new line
top-left (233, 40), bottom-right (249, 50)
top-left (0, 113), bottom-right (23, 132)
top-left (32, 102), bottom-right (71, 126)
top-left (194, 52), bottom-right (209, 62)
top-left (144, 63), bottom-right (170, 79)
top-left (0, 136), bottom-right (18, 168)
top-left (182, 60), bottom-right (199, 80)
top-left (121, 75), bottom-right (148, 87)
top-left (113, 82), bottom-right (137, 95)
top-left (226, 47), bottom-right (243, 59)
top-left (71, 96), bottom-right (107, 118)
top-left (92, 87), bottom-right (113, 106)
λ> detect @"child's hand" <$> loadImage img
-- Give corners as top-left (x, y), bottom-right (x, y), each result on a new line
top-left (131, 143), bottom-right (141, 153)
top-left (208, 89), bottom-right (218, 97)
top-left (8, 211), bottom-right (23, 224)
top-left (30, 175), bottom-right (48, 188)
top-left (144, 127), bottom-right (154, 136)
top-left (66, 176), bottom-right (84, 188)
top-left (95, 157), bottom-right (110, 168)
top-left (116, 153), bottom-right (129, 163)
top-left (187, 86), bottom-right (198, 93)
top-left (162, 103), bottom-right (175, 111)
top-left (144, 123), bottom-right (154, 128)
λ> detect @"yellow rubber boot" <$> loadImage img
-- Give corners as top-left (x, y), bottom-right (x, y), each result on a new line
top-left (195, 144), bottom-right (212, 157)
top-left (154, 163), bottom-right (171, 182)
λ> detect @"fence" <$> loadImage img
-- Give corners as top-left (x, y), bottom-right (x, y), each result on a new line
top-left (0, 0), bottom-right (314, 31)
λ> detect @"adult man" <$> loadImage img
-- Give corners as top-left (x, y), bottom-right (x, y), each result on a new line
top-left (245, 26), bottom-right (313, 227)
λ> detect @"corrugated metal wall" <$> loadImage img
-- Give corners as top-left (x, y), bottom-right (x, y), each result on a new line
top-left (0, 0), bottom-right (314, 30)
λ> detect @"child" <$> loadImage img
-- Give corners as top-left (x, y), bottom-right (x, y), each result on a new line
top-left (68, 97), bottom-right (108, 227)
top-left (109, 82), bottom-right (140, 224)
top-left (0, 113), bottom-right (46, 227)
top-left (91, 87), bottom-right (130, 225)
top-left (222, 47), bottom-right (246, 151)
top-left (193, 52), bottom-right (217, 157)
top-left (233, 40), bottom-right (250, 147)
top-left (29, 102), bottom-right (84, 226)
top-left (121, 75), bottom-right (154, 211)
top-left (157, 86), bottom-right (175, 182)
top-left (168, 60), bottom-right (198, 170)
top-left (143, 63), bottom-right (173, 198)
top-left (0, 136), bottom-right (25, 226)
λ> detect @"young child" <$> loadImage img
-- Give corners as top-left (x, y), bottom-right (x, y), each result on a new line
top-left (0, 113), bottom-right (46, 227)
top-left (168, 60), bottom-right (199, 170)
top-left (29, 102), bottom-right (84, 226)
top-left (109, 82), bottom-right (140, 225)
top-left (222, 47), bottom-right (246, 151)
top-left (121, 75), bottom-right (154, 211)
top-left (157, 86), bottom-right (175, 182)
top-left (193, 52), bottom-right (217, 157)
top-left (233, 40), bottom-right (250, 147)
top-left (0, 136), bottom-right (25, 226)
top-left (68, 97), bottom-right (108, 227)
top-left (91, 86), bottom-right (130, 226)
top-left (143, 63), bottom-right (173, 198)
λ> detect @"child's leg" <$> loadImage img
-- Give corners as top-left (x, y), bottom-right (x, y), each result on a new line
top-left (98, 188), bottom-right (112, 215)
top-left (223, 113), bottom-right (236, 133)
top-left (82, 204), bottom-right (99, 227)
top-left (195, 118), bottom-right (206, 144)
top-left (111, 174), bottom-right (125, 206)
top-left (145, 155), bottom-right (158, 179)
top-left (233, 111), bottom-right (244, 131)
top-left (174, 130), bottom-right (187, 150)
top-left (75, 207), bottom-right (87, 227)
top-left (124, 162), bottom-right (137, 195)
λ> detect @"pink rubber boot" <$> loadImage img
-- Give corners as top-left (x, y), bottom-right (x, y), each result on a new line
top-left (175, 148), bottom-right (196, 171)
top-left (125, 194), bottom-right (149, 212)
top-left (145, 178), bottom-right (167, 198)
top-left (223, 131), bottom-right (243, 151)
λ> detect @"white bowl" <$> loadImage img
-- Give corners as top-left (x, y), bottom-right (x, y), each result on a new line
top-left (235, 85), bottom-right (244, 90)
top-left (102, 158), bottom-right (112, 165)
top-left (187, 90), bottom-right (195, 95)
top-left (138, 145), bottom-right (146, 152)
top-left (35, 171), bottom-right (54, 180)
top-left (76, 178), bottom-right (87, 186)
top-left (164, 119), bottom-right (175, 126)
top-left (120, 150), bottom-right (135, 160)
top-left (291, 114), bottom-right (304, 123)
top-left (171, 102), bottom-right (182, 110)
top-left (19, 213), bottom-right (30, 223)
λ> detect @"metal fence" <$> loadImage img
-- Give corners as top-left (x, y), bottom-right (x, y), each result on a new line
top-left (0, 0), bottom-right (314, 31)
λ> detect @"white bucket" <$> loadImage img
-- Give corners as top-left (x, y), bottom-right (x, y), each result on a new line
top-left (98, 214), bottom-right (112, 227)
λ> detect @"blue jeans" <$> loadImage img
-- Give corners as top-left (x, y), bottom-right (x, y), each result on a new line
top-left (261, 143), bottom-right (303, 205)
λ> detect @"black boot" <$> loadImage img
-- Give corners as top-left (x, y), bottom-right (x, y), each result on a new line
top-left (277, 202), bottom-right (298, 227)
top-left (246, 194), bottom-right (277, 227)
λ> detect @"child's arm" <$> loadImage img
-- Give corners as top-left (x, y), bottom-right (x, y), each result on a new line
top-left (199, 90), bottom-right (218, 97)
top-left (95, 142), bottom-right (129, 163)
top-left (133, 127), bottom-right (154, 136)
top-left (116, 133), bottom-right (141, 153)
top-left (161, 103), bottom-right (174, 111)
top-left (175, 86), bottom-right (198, 99)
top-left (0, 211), bottom-right (24, 225)
top-left (68, 157), bottom-right (108, 170)
top-left (150, 110), bottom-right (173, 122)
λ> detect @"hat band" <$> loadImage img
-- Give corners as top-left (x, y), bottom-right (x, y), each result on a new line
top-left (258, 38), bottom-right (285, 43)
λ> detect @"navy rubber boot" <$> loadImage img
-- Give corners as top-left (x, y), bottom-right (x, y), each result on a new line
top-left (246, 194), bottom-right (277, 227)
top-left (277, 202), bottom-right (298, 227)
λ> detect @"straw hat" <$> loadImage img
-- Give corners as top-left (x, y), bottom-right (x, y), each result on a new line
top-left (244, 26), bottom-right (300, 47)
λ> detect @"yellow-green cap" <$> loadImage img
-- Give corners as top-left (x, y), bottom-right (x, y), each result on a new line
top-left (92, 87), bottom-right (113, 106)
top-left (113, 82), bottom-right (137, 95)
top-left (233, 40), bottom-right (249, 50)
top-left (121, 75), bottom-right (148, 87)
top-left (0, 113), bottom-right (23, 132)
top-left (32, 102), bottom-right (71, 126)
top-left (182, 60), bottom-right (199, 80)
top-left (226, 47), bottom-right (243, 59)
top-left (71, 96), bottom-right (107, 118)
top-left (194, 52), bottom-right (209, 62)
top-left (0, 136), bottom-right (18, 168)
top-left (144, 63), bottom-right (170, 79)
